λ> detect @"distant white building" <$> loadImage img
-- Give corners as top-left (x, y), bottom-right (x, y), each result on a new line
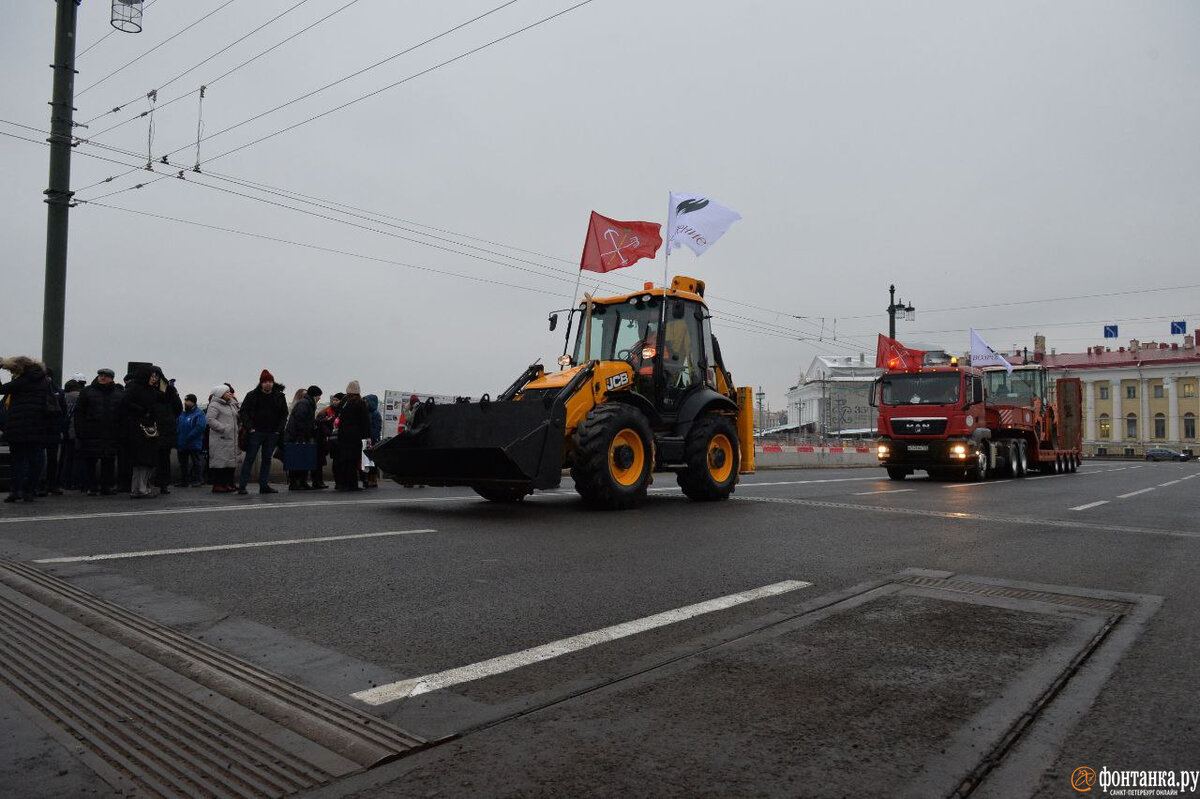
top-left (785, 353), bottom-right (882, 437)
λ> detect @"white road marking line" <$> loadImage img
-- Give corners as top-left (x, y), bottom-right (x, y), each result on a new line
top-left (1158, 480), bottom-right (1182, 487)
top-left (737, 477), bottom-right (882, 487)
top-left (853, 489), bottom-right (915, 495)
top-left (351, 579), bottom-right (813, 706)
top-left (31, 529), bottom-right (434, 563)
top-left (1070, 501), bottom-right (1110, 511)
top-left (0, 496), bottom-right (475, 525)
top-left (945, 480), bottom-right (1014, 489)
top-left (1117, 488), bottom-right (1156, 499)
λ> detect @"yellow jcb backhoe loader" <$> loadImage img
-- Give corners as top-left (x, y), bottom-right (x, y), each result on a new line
top-left (367, 275), bottom-right (755, 509)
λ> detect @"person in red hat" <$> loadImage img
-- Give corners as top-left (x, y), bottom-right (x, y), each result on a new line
top-left (236, 369), bottom-right (288, 494)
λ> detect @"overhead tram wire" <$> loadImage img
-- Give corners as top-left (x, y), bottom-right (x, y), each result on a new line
top-left (84, 0), bottom-right (317, 129)
top-left (70, 136), bottom-right (859, 344)
top-left (159, 0), bottom-right (597, 167)
top-left (84, 0), bottom-right (366, 135)
top-left (76, 0), bottom-right (242, 98)
top-left (85, 201), bottom-right (570, 300)
top-left (75, 0), bottom-right (519, 190)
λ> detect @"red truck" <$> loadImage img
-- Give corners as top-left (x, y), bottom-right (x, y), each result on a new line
top-left (873, 357), bottom-right (1083, 481)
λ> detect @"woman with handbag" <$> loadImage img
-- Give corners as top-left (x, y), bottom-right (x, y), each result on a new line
top-left (206, 385), bottom-right (242, 493)
top-left (118, 366), bottom-right (161, 498)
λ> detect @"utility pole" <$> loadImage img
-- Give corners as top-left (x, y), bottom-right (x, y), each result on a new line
top-left (755, 386), bottom-right (765, 432)
top-left (886, 284), bottom-right (916, 339)
top-left (42, 0), bottom-right (81, 383)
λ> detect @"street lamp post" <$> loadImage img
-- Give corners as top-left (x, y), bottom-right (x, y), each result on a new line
top-left (886, 284), bottom-right (915, 339)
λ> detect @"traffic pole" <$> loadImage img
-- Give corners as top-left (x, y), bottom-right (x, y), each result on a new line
top-left (42, 0), bottom-right (80, 383)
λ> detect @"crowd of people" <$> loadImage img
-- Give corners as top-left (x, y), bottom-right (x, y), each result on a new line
top-left (0, 357), bottom-right (386, 503)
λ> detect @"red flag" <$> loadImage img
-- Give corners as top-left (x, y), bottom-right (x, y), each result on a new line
top-left (580, 211), bottom-right (662, 273)
top-left (876, 334), bottom-right (926, 370)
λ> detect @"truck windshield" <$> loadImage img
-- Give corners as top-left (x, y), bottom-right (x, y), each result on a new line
top-left (572, 295), bottom-right (661, 363)
top-left (879, 373), bottom-right (960, 406)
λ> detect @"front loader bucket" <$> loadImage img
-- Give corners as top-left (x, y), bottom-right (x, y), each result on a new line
top-left (366, 399), bottom-right (566, 490)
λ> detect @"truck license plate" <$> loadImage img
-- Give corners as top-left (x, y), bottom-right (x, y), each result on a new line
top-left (907, 444), bottom-right (929, 451)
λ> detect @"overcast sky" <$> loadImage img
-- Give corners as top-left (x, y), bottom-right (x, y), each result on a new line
top-left (2, 1), bottom-right (1197, 409)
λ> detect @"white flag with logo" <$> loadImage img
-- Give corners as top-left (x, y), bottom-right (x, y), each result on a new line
top-left (666, 192), bottom-right (742, 256)
top-left (970, 328), bottom-right (1012, 374)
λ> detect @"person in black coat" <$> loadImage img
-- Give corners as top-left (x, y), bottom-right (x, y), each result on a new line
top-left (335, 381), bottom-right (371, 491)
top-left (284, 385), bottom-right (323, 490)
top-left (119, 366), bottom-right (162, 498)
top-left (74, 368), bottom-right (124, 495)
top-left (0, 356), bottom-right (51, 502)
top-left (237, 368), bottom-right (289, 494)
top-left (149, 366), bottom-right (183, 494)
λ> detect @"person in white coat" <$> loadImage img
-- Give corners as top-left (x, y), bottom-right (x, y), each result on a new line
top-left (205, 385), bottom-right (242, 493)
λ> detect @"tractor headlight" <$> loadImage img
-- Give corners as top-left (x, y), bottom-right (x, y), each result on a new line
top-left (557, 354), bottom-right (572, 368)
top-left (641, 346), bottom-right (656, 360)
top-left (877, 444), bottom-right (889, 458)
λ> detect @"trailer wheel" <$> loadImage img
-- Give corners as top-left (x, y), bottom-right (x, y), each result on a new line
top-left (886, 467), bottom-right (909, 481)
top-left (472, 485), bottom-right (532, 503)
top-left (677, 414), bottom-right (740, 501)
top-left (1067, 454), bottom-right (1078, 473)
top-left (571, 403), bottom-right (653, 510)
top-left (1005, 444), bottom-right (1019, 478)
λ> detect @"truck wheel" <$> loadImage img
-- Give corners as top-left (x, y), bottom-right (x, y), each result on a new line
top-left (1067, 454), bottom-right (1078, 473)
top-left (1015, 442), bottom-right (1028, 477)
top-left (472, 485), bottom-right (532, 503)
top-left (968, 449), bottom-right (987, 482)
top-left (1006, 444), bottom-right (1019, 478)
top-left (677, 414), bottom-right (740, 501)
top-left (571, 404), bottom-right (653, 510)
top-left (886, 467), bottom-right (909, 481)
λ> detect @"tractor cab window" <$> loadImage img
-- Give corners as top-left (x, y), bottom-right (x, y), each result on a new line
top-left (984, 369), bottom-right (1043, 407)
top-left (573, 297), bottom-right (661, 399)
top-left (663, 299), bottom-right (706, 408)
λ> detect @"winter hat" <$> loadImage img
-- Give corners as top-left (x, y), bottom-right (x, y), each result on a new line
top-left (211, 384), bottom-right (230, 399)
top-left (259, 369), bottom-right (275, 384)
top-left (409, 394), bottom-right (419, 405)
top-left (346, 380), bottom-right (361, 395)
top-left (72, 372), bottom-right (87, 382)
top-left (97, 368), bottom-right (115, 378)
top-left (307, 385), bottom-right (323, 398)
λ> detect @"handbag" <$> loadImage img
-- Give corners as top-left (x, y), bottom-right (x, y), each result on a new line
top-left (283, 441), bottom-right (318, 471)
top-left (139, 422), bottom-right (158, 439)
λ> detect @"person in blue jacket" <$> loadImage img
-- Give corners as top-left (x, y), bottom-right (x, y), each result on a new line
top-left (175, 393), bottom-right (207, 487)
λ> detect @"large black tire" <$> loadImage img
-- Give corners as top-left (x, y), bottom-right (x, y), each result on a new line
top-left (472, 484), bottom-right (532, 503)
top-left (676, 414), bottom-right (740, 501)
top-left (886, 467), bottom-right (908, 481)
top-left (967, 448), bottom-right (987, 482)
top-left (1015, 442), bottom-right (1028, 477)
top-left (571, 404), bottom-right (653, 510)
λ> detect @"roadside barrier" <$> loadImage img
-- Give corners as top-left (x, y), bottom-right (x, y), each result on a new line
top-left (753, 445), bottom-right (876, 469)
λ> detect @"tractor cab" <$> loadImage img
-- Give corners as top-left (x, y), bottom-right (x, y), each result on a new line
top-left (563, 276), bottom-right (722, 416)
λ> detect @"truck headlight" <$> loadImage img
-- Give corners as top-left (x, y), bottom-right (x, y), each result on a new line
top-left (877, 444), bottom-right (889, 458)
top-left (950, 443), bottom-right (967, 458)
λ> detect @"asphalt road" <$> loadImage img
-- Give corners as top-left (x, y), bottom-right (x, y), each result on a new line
top-left (2, 460), bottom-right (1198, 797)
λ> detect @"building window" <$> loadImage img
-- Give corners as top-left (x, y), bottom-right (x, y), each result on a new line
top-left (1185, 383), bottom-right (1197, 398)
top-left (1098, 385), bottom-right (1109, 400)
top-left (1098, 414), bottom-right (1110, 439)
top-left (1186, 413), bottom-right (1196, 440)
top-left (1153, 384), bottom-right (1164, 399)
top-left (1126, 413), bottom-right (1137, 439)
top-left (1154, 413), bottom-right (1166, 439)
top-left (1124, 447), bottom-right (1136, 457)
top-left (1126, 385), bottom-right (1137, 399)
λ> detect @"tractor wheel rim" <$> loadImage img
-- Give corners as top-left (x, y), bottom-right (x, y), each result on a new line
top-left (708, 434), bottom-right (734, 483)
top-left (609, 429), bottom-right (645, 487)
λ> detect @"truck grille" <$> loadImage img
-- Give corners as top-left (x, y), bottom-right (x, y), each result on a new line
top-left (891, 418), bottom-right (947, 436)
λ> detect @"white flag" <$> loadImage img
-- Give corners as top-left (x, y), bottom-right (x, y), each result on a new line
top-left (970, 328), bottom-right (1012, 374)
top-left (666, 192), bottom-right (741, 256)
